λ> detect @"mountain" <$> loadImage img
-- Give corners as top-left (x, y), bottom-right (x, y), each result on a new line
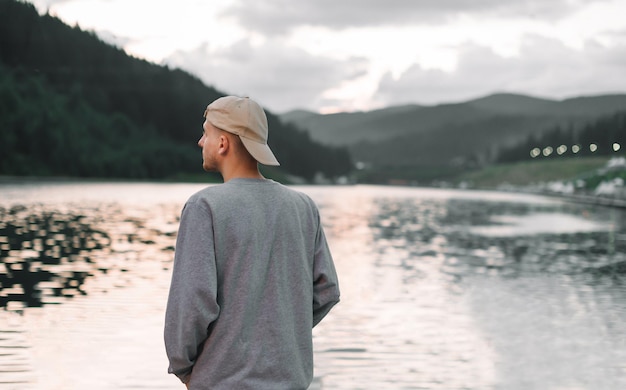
top-left (280, 93), bottom-right (626, 181)
top-left (279, 109), bottom-right (318, 124)
top-left (280, 104), bottom-right (422, 145)
top-left (0, 0), bottom-right (352, 182)
top-left (467, 93), bottom-right (626, 116)
top-left (465, 93), bottom-right (557, 115)
top-left (281, 93), bottom-right (626, 147)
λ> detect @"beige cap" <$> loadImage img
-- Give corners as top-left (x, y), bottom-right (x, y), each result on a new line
top-left (204, 96), bottom-right (280, 166)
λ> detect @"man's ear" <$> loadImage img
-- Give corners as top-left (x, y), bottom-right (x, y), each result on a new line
top-left (217, 134), bottom-right (230, 155)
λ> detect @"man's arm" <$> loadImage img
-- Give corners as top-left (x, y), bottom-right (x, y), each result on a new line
top-left (164, 201), bottom-right (220, 383)
top-left (312, 214), bottom-right (340, 327)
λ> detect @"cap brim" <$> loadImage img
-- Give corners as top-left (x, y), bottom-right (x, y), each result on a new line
top-left (240, 137), bottom-right (280, 166)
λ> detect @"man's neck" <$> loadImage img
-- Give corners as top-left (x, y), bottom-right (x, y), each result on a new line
top-left (220, 164), bottom-right (264, 183)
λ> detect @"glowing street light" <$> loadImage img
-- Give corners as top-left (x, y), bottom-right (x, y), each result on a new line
top-left (572, 145), bottom-right (580, 153)
top-left (557, 145), bottom-right (567, 155)
top-left (530, 148), bottom-right (541, 158)
top-left (590, 143), bottom-right (598, 152)
top-left (614, 143), bottom-right (621, 152)
top-left (543, 146), bottom-right (553, 157)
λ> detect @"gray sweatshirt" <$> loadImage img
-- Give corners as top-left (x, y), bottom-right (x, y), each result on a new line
top-left (164, 178), bottom-right (340, 389)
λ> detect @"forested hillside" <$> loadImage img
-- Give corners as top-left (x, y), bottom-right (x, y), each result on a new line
top-left (0, 0), bottom-right (352, 181)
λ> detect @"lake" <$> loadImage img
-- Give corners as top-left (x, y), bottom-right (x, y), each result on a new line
top-left (1, 182), bottom-right (625, 389)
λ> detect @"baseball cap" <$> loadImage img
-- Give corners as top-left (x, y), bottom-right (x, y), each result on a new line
top-left (203, 96), bottom-right (280, 166)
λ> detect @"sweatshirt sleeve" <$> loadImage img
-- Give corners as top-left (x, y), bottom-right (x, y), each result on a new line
top-left (312, 212), bottom-right (340, 327)
top-left (164, 200), bottom-right (220, 383)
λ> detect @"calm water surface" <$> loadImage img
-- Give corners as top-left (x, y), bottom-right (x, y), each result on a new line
top-left (1, 182), bottom-right (625, 390)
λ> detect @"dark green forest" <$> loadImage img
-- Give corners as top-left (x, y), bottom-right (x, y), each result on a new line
top-left (496, 111), bottom-right (626, 163)
top-left (0, 0), bottom-right (353, 181)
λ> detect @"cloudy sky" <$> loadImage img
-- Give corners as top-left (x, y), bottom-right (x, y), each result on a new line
top-left (27, 0), bottom-right (626, 114)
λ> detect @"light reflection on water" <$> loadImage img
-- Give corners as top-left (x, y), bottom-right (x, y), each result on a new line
top-left (1, 183), bottom-right (626, 389)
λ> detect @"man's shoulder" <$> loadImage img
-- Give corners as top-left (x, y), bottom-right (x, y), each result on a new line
top-left (267, 181), bottom-right (314, 201)
top-left (280, 187), bottom-right (322, 217)
top-left (187, 184), bottom-right (220, 200)
top-left (182, 184), bottom-right (225, 210)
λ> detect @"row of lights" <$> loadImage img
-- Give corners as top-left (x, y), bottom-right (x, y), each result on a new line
top-left (530, 143), bottom-right (622, 158)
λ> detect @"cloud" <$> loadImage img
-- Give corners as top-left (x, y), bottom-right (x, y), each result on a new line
top-left (375, 34), bottom-right (626, 106)
top-left (223, 0), bottom-right (606, 35)
top-left (165, 39), bottom-right (368, 113)
top-left (25, 0), bottom-right (625, 112)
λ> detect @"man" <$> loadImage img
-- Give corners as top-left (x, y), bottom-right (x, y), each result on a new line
top-left (164, 96), bottom-right (340, 390)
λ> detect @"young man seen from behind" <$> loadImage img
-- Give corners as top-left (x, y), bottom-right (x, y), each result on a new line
top-left (164, 96), bottom-right (340, 390)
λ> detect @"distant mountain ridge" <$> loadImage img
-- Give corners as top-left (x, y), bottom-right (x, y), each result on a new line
top-left (279, 93), bottom-right (626, 179)
top-left (468, 93), bottom-right (626, 116)
top-left (281, 93), bottom-right (626, 146)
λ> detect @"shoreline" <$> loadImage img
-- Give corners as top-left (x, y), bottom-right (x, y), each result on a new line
top-left (542, 191), bottom-right (626, 209)
top-left (3, 175), bottom-right (626, 210)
